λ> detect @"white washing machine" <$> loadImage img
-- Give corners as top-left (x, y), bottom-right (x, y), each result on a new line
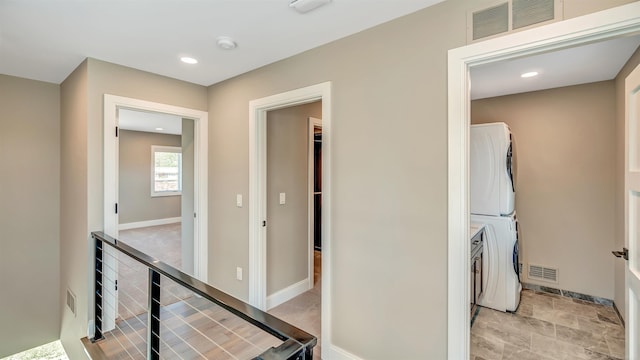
top-left (471, 212), bottom-right (521, 312)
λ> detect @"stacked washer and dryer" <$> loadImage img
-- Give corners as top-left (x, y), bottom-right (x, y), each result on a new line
top-left (471, 122), bottom-right (522, 312)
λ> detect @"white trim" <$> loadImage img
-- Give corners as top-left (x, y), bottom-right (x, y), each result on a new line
top-left (447, 3), bottom-right (640, 359)
top-left (266, 278), bottom-right (311, 310)
top-left (104, 94), bottom-right (208, 282)
top-left (323, 345), bottom-right (365, 360)
top-left (249, 82), bottom-right (332, 360)
top-left (119, 217), bottom-right (182, 231)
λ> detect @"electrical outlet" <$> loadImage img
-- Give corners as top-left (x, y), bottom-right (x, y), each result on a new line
top-left (236, 267), bottom-right (243, 281)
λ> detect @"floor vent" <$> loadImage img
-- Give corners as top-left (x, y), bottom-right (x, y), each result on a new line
top-left (66, 289), bottom-right (76, 316)
top-left (528, 264), bottom-right (558, 283)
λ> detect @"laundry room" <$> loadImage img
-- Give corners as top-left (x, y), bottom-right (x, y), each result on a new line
top-left (468, 37), bottom-right (640, 314)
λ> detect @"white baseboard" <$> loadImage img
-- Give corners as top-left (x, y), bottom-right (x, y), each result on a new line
top-left (323, 345), bottom-right (364, 360)
top-left (119, 217), bottom-right (181, 231)
top-left (266, 278), bottom-right (311, 310)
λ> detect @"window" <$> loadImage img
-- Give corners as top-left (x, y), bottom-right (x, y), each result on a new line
top-left (151, 145), bottom-right (182, 197)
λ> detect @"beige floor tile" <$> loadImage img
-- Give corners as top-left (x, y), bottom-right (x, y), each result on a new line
top-left (530, 332), bottom-right (590, 359)
top-left (531, 307), bottom-right (580, 329)
top-left (605, 335), bottom-right (625, 359)
top-left (471, 333), bottom-right (504, 360)
top-left (503, 343), bottom-right (554, 360)
top-left (472, 290), bottom-right (626, 360)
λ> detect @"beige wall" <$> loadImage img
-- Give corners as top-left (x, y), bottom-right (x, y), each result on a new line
top-left (59, 60), bottom-right (89, 359)
top-left (472, 81), bottom-right (616, 299)
top-left (0, 75), bottom-right (60, 357)
top-left (59, 58), bottom-right (207, 359)
top-left (266, 102), bottom-right (321, 296)
top-left (206, 1), bottom-right (635, 358)
top-left (614, 45), bottom-right (640, 321)
top-left (118, 130), bottom-right (181, 224)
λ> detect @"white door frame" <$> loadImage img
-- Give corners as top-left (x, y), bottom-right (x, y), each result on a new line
top-left (103, 94), bottom-right (209, 281)
top-left (447, 3), bottom-right (640, 359)
top-left (248, 82), bottom-right (332, 354)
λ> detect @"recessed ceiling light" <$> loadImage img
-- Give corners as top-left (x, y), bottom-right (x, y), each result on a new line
top-left (521, 71), bottom-right (539, 78)
top-left (155, 127), bottom-right (164, 131)
top-left (180, 57), bottom-right (198, 64)
top-left (216, 36), bottom-right (237, 50)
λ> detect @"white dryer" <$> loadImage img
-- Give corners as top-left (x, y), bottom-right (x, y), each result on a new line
top-left (471, 122), bottom-right (515, 216)
top-left (471, 212), bottom-right (521, 312)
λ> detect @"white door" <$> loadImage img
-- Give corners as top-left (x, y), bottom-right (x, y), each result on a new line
top-left (624, 62), bottom-right (640, 360)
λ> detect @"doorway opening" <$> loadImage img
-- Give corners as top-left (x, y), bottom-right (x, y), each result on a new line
top-left (117, 109), bottom-right (191, 271)
top-left (102, 94), bottom-right (208, 331)
top-left (248, 81), bottom-right (332, 359)
top-left (446, 4), bottom-right (640, 359)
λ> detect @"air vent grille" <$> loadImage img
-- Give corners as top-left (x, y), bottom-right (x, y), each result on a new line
top-left (468, 0), bottom-right (562, 42)
top-left (528, 264), bottom-right (558, 283)
top-left (513, 0), bottom-right (555, 29)
top-left (66, 288), bottom-right (76, 316)
top-left (472, 3), bottom-right (509, 40)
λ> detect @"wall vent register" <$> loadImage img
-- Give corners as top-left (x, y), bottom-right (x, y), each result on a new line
top-left (528, 263), bottom-right (558, 283)
top-left (469, 0), bottom-right (561, 42)
top-left (66, 288), bottom-right (76, 316)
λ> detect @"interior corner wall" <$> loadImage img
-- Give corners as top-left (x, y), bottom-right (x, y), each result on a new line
top-left (59, 59), bottom-right (89, 360)
top-left (471, 81), bottom-right (616, 299)
top-left (266, 101), bottom-right (321, 297)
top-left (119, 130), bottom-right (182, 224)
top-left (59, 58), bottom-right (207, 359)
top-left (614, 45), bottom-right (640, 321)
top-left (0, 75), bottom-right (60, 357)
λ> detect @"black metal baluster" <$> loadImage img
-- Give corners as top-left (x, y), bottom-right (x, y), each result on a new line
top-left (93, 237), bottom-right (104, 341)
top-left (148, 269), bottom-right (161, 360)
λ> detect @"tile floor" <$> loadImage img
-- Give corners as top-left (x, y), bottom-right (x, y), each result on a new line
top-left (471, 289), bottom-right (625, 360)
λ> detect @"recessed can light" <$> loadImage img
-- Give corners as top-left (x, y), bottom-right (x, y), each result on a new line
top-left (155, 127), bottom-right (164, 131)
top-left (180, 57), bottom-right (198, 64)
top-left (521, 71), bottom-right (539, 78)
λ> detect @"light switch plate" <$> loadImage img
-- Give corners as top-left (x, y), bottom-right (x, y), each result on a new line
top-left (279, 192), bottom-right (286, 205)
top-left (236, 194), bottom-right (243, 207)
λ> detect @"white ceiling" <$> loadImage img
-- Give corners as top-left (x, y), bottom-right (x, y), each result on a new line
top-left (471, 34), bottom-right (640, 100)
top-left (119, 108), bottom-right (183, 135)
top-left (0, 0), bottom-right (445, 86)
top-left (3, 1), bottom-right (638, 98)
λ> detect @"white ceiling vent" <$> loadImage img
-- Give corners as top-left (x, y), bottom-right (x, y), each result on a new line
top-left (528, 264), bottom-right (558, 283)
top-left (469, 0), bottom-right (562, 43)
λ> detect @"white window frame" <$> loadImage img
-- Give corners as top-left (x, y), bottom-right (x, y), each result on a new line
top-left (151, 145), bottom-right (182, 197)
